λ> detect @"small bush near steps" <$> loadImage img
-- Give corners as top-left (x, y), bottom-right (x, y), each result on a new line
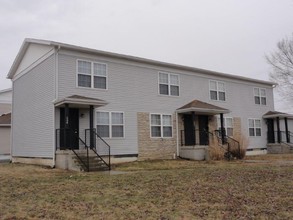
top-left (208, 134), bottom-right (249, 160)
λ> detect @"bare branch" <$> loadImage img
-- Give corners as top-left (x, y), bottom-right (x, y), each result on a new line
top-left (266, 33), bottom-right (293, 104)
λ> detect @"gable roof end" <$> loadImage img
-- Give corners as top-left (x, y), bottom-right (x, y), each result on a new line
top-left (177, 99), bottom-right (230, 115)
top-left (7, 38), bottom-right (52, 79)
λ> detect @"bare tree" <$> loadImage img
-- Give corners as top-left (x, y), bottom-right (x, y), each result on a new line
top-left (266, 34), bottom-right (293, 103)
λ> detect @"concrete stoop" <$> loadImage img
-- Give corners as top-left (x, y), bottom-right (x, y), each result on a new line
top-left (55, 150), bottom-right (110, 171)
top-left (267, 143), bottom-right (293, 154)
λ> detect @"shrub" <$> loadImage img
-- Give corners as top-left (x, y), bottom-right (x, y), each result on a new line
top-left (229, 134), bottom-right (249, 159)
top-left (208, 133), bottom-right (249, 160)
top-left (208, 136), bottom-right (226, 160)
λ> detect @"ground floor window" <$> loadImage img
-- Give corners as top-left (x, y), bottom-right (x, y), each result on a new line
top-left (248, 119), bottom-right (261, 137)
top-left (217, 117), bottom-right (233, 136)
top-left (150, 114), bottom-right (172, 138)
top-left (96, 111), bottom-right (124, 138)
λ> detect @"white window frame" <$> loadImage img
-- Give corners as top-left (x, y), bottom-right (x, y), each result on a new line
top-left (96, 111), bottom-right (125, 138)
top-left (248, 118), bottom-right (262, 137)
top-left (158, 72), bottom-right (180, 96)
top-left (217, 117), bottom-right (234, 136)
top-left (253, 87), bottom-right (266, 105)
top-left (209, 80), bottom-right (226, 101)
top-left (150, 113), bottom-right (173, 138)
top-left (76, 59), bottom-right (108, 90)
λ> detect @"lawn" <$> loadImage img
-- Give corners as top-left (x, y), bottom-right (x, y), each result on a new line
top-left (0, 155), bottom-right (293, 220)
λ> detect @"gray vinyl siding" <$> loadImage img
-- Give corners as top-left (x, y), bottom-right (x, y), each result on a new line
top-left (12, 55), bottom-right (55, 158)
top-left (288, 119), bottom-right (293, 133)
top-left (0, 127), bottom-right (10, 154)
top-left (57, 50), bottom-right (274, 152)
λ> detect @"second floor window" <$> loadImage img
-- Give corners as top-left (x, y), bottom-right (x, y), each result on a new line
top-left (254, 88), bottom-right (266, 105)
top-left (77, 60), bottom-right (107, 89)
top-left (210, 80), bottom-right (225, 101)
top-left (159, 72), bottom-right (179, 96)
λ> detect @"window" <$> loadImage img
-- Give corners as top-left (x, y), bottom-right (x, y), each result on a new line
top-left (254, 88), bottom-right (266, 105)
top-left (217, 117), bottom-right (233, 136)
top-left (150, 114), bottom-right (172, 138)
top-left (248, 119), bottom-right (261, 137)
top-left (96, 111), bottom-right (124, 138)
top-left (77, 60), bottom-right (107, 89)
top-left (159, 72), bottom-right (179, 96)
top-left (210, 80), bottom-right (226, 101)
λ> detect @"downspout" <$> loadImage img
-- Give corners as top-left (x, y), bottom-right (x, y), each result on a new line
top-left (10, 83), bottom-right (14, 162)
top-left (53, 45), bottom-right (61, 167)
top-left (176, 112), bottom-right (179, 157)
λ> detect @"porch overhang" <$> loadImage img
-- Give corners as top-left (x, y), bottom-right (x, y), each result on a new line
top-left (176, 100), bottom-right (230, 115)
top-left (54, 95), bottom-right (108, 108)
top-left (263, 111), bottom-right (293, 119)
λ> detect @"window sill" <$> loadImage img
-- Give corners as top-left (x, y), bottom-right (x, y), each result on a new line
top-left (158, 94), bottom-right (180, 98)
top-left (76, 86), bottom-right (108, 92)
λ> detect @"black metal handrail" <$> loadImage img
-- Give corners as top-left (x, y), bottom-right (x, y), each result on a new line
top-left (85, 129), bottom-right (111, 170)
top-left (214, 130), bottom-right (241, 160)
top-left (180, 129), bottom-right (213, 146)
top-left (56, 128), bottom-right (90, 172)
top-left (269, 130), bottom-right (293, 144)
top-left (280, 131), bottom-right (292, 144)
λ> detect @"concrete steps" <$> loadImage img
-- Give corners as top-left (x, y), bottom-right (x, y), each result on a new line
top-left (73, 152), bottom-right (110, 172)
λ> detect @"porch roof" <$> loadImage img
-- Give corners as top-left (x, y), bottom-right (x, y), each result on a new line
top-left (54, 95), bottom-right (108, 108)
top-left (176, 99), bottom-right (230, 115)
top-left (263, 111), bottom-right (293, 119)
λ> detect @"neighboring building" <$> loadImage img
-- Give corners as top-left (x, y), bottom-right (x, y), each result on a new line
top-left (6, 38), bottom-right (292, 170)
top-left (263, 111), bottom-right (293, 154)
top-left (0, 88), bottom-right (12, 156)
top-left (0, 88), bottom-right (12, 115)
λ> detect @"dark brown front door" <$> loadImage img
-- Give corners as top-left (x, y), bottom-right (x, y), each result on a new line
top-left (267, 119), bottom-right (275, 143)
top-left (198, 115), bottom-right (209, 145)
top-left (60, 108), bottom-right (79, 150)
top-left (183, 114), bottom-right (195, 146)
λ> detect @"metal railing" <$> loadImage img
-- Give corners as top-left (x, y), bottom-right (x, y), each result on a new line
top-left (180, 129), bottom-right (213, 146)
top-left (271, 131), bottom-right (292, 144)
top-left (85, 129), bottom-right (111, 170)
top-left (214, 130), bottom-right (241, 160)
top-left (56, 128), bottom-right (90, 171)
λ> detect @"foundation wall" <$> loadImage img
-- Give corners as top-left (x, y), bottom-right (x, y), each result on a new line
top-left (12, 157), bottom-right (54, 167)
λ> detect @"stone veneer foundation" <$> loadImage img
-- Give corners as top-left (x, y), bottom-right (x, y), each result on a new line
top-left (137, 112), bottom-right (177, 160)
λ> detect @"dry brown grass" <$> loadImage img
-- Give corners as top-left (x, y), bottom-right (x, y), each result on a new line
top-left (245, 153), bottom-right (293, 161)
top-left (0, 155), bottom-right (293, 219)
top-left (208, 136), bottom-right (225, 160)
top-left (230, 134), bottom-right (249, 159)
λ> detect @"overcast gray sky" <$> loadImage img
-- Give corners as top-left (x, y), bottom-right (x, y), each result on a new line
top-left (0, 0), bottom-right (293, 110)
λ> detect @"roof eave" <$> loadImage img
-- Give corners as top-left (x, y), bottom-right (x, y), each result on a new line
top-left (0, 124), bottom-right (11, 127)
top-left (263, 114), bottom-right (293, 119)
top-left (7, 38), bottom-right (277, 86)
top-left (176, 107), bottom-right (230, 115)
top-left (54, 97), bottom-right (108, 108)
